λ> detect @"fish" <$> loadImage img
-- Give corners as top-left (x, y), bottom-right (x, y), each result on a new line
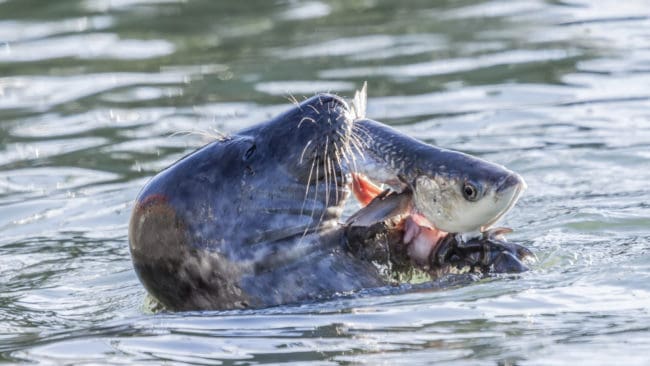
top-left (345, 189), bottom-right (536, 278)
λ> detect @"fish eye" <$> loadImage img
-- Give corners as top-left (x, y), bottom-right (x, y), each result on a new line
top-left (462, 182), bottom-right (480, 201)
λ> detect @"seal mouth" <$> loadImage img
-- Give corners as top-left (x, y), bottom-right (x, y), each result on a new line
top-left (350, 173), bottom-right (448, 264)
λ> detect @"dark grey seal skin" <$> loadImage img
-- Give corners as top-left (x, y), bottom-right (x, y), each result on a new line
top-left (129, 93), bottom-right (530, 311)
top-left (129, 94), bottom-right (386, 311)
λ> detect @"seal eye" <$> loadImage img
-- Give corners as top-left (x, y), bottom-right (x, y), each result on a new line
top-left (462, 182), bottom-right (480, 201)
top-left (243, 144), bottom-right (256, 161)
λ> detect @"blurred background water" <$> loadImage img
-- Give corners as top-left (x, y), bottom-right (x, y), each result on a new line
top-left (1, 0), bottom-right (649, 364)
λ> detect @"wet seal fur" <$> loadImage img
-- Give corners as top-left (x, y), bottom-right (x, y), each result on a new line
top-left (129, 94), bottom-right (387, 311)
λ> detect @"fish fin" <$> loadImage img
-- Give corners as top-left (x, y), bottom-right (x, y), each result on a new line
top-left (351, 82), bottom-right (367, 120)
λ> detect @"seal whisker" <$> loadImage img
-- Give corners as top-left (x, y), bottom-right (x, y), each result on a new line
top-left (334, 133), bottom-right (350, 172)
top-left (339, 142), bottom-right (351, 166)
top-left (300, 156), bottom-right (317, 218)
top-left (322, 135), bottom-right (331, 216)
top-left (350, 124), bottom-right (372, 158)
top-left (333, 142), bottom-right (344, 176)
top-left (349, 134), bottom-right (365, 153)
top-left (286, 94), bottom-right (300, 109)
top-left (333, 142), bottom-right (346, 202)
top-left (169, 129), bottom-right (228, 141)
top-left (305, 157), bottom-right (322, 234)
top-left (312, 159), bottom-right (327, 229)
top-left (307, 104), bottom-right (320, 114)
top-left (349, 133), bottom-right (366, 162)
top-left (352, 124), bottom-right (372, 148)
top-left (298, 116), bottom-right (317, 129)
top-left (349, 133), bottom-right (366, 175)
top-left (351, 124), bottom-right (367, 140)
top-left (298, 160), bottom-right (318, 243)
top-left (336, 151), bottom-right (346, 199)
top-left (335, 129), bottom-right (354, 164)
top-left (335, 130), bottom-right (347, 143)
top-left (327, 149), bottom-right (339, 204)
top-left (299, 139), bottom-right (313, 165)
top-left (340, 135), bottom-right (358, 173)
top-left (352, 122), bottom-right (370, 135)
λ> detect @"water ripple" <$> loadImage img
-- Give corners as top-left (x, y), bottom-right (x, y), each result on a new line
top-left (0, 33), bottom-right (175, 62)
top-left (1, 0), bottom-right (650, 364)
top-left (0, 72), bottom-right (186, 111)
top-left (320, 49), bottom-right (577, 79)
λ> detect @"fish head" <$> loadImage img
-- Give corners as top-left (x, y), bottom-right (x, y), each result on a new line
top-left (411, 155), bottom-right (526, 234)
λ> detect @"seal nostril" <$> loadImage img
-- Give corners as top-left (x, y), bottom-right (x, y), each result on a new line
top-left (315, 93), bottom-right (347, 108)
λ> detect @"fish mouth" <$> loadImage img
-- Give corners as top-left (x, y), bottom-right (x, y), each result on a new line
top-left (480, 173), bottom-right (526, 232)
top-left (349, 171), bottom-right (527, 263)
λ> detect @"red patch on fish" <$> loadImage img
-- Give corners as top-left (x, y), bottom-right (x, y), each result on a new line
top-left (351, 173), bottom-right (384, 206)
top-left (350, 173), bottom-right (447, 264)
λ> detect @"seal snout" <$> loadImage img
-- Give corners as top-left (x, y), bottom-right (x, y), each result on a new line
top-left (294, 94), bottom-right (351, 130)
top-left (290, 93), bottom-right (355, 163)
top-left (312, 93), bottom-right (349, 109)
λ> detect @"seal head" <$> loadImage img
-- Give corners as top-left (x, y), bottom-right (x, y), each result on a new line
top-left (129, 94), bottom-right (383, 311)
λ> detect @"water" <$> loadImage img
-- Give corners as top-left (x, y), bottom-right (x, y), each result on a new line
top-left (1, 0), bottom-right (649, 364)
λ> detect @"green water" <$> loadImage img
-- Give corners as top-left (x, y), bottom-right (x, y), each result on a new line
top-left (1, 0), bottom-right (649, 364)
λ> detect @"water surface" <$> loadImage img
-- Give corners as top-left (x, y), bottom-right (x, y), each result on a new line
top-left (1, 0), bottom-right (649, 364)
